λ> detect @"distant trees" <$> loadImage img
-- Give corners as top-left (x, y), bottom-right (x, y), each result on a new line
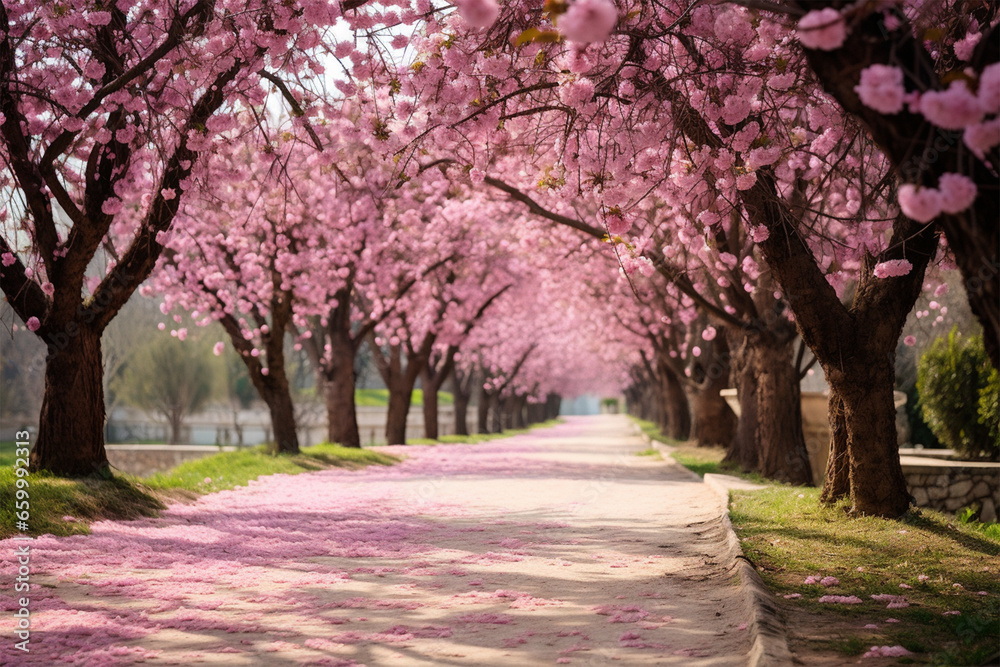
top-left (112, 332), bottom-right (215, 445)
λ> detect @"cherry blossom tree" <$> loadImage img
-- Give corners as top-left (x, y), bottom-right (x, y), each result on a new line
top-left (352, 0), bottom-right (955, 513)
top-left (0, 0), bottom-right (346, 474)
top-left (790, 0), bottom-right (998, 366)
top-left (367, 199), bottom-right (520, 444)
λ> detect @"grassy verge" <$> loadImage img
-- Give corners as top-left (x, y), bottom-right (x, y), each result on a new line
top-left (629, 417), bottom-right (769, 483)
top-left (631, 417), bottom-right (682, 446)
top-left (406, 419), bottom-right (563, 445)
top-left (729, 486), bottom-right (1000, 665)
top-left (635, 447), bottom-right (663, 460)
top-left (1, 443), bottom-right (398, 540)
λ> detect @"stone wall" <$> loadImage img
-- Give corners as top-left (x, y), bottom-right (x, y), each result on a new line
top-left (106, 445), bottom-right (236, 478)
top-left (900, 456), bottom-right (1000, 522)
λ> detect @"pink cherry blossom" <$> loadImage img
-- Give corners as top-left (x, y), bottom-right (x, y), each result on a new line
top-left (937, 173), bottom-right (977, 214)
top-left (559, 0), bottom-right (619, 44)
top-left (820, 576), bottom-right (839, 587)
top-left (818, 595), bottom-right (863, 604)
top-left (897, 184), bottom-right (941, 223)
top-left (26, 316), bottom-right (40, 332)
top-left (954, 31), bottom-right (982, 61)
top-left (963, 118), bottom-right (1000, 159)
top-left (873, 259), bottom-right (913, 279)
top-left (213, 341), bottom-right (225, 356)
top-left (455, 0), bottom-right (499, 29)
top-left (855, 65), bottom-right (906, 114)
top-left (903, 336), bottom-right (916, 346)
top-left (797, 9), bottom-right (848, 51)
top-left (86, 11), bottom-right (112, 26)
top-left (978, 62), bottom-right (1000, 115)
top-left (606, 213), bottom-right (632, 236)
top-left (862, 645), bottom-right (912, 658)
top-left (919, 81), bottom-right (984, 130)
top-left (101, 198), bottom-right (124, 216)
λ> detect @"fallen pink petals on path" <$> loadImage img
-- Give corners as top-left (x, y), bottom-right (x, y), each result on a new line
top-left (0, 416), bottom-right (751, 665)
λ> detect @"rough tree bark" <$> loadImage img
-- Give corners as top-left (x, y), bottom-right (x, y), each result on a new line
top-left (215, 276), bottom-right (300, 454)
top-left (385, 382), bottom-right (413, 445)
top-left (370, 332), bottom-right (433, 446)
top-left (691, 336), bottom-right (737, 448)
top-left (724, 323), bottom-right (812, 485)
top-left (656, 350), bottom-right (691, 441)
top-left (31, 325), bottom-right (110, 476)
top-left (821, 390), bottom-right (851, 503)
top-left (321, 339), bottom-right (361, 448)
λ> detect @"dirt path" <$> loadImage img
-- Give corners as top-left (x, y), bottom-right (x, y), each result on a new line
top-left (1, 415), bottom-right (753, 666)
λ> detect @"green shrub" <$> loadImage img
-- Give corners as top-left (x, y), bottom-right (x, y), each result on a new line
top-left (980, 367), bottom-right (999, 452)
top-left (917, 328), bottom-right (999, 460)
top-left (904, 383), bottom-right (942, 448)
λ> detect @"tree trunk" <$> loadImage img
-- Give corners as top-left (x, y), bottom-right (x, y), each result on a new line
top-left (30, 325), bottom-right (110, 476)
top-left (478, 387), bottom-right (491, 434)
top-left (828, 360), bottom-right (911, 517)
top-left (168, 409), bottom-right (183, 445)
top-left (321, 337), bottom-right (361, 448)
top-left (727, 331), bottom-right (812, 485)
top-left (821, 389), bottom-right (851, 504)
top-left (385, 383), bottom-right (412, 445)
top-left (262, 380), bottom-right (300, 454)
top-left (491, 392), bottom-right (504, 433)
top-left (453, 368), bottom-right (472, 436)
top-left (512, 395), bottom-right (527, 429)
top-left (546, 393), bottom-right (561, 420)
top-left (659, 359), bottom-right (691, 441)
top-left (421, 368), bottom-right (440, 440)
top-left (692, 338), bottom-right (736, 448)
top-left (692, 383), bottom-right (736, 448)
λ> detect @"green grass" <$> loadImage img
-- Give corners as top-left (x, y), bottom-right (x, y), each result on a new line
top-left (0, 441), bottom-right (15, 468)
top-left (144, 442), bottom-right (397, 494)
top-left (406, 419), bottom-right (563, 446)
top-left (0, 468), bottom-right (164, 539)
top-left (354, 388), bottom-right (453, 407)
top-left (629, 417), bottom-right (769, 483)
top-left (1, 443), bottom-right (398, 539)
top-left (631, 417), bottom-right (683, 447)
top-left (635, 447), bottom-right (663, 460)
top-left (729, 485), bottom-right (1000, 665)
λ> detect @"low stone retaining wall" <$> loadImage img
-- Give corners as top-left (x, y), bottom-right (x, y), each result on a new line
top-left (900, 456), bottom-right (999, 522)
top-left (106, 445), bottom-right (236, 478)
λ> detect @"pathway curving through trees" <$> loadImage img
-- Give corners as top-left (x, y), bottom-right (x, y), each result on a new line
top-left (1, 416), bottom-right (753, 665)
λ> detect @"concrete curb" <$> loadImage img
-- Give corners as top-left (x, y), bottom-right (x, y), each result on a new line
top-left (704, 474), bottom-right (794, 667)
top-left (630, 424), bottom-right (792, 667)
